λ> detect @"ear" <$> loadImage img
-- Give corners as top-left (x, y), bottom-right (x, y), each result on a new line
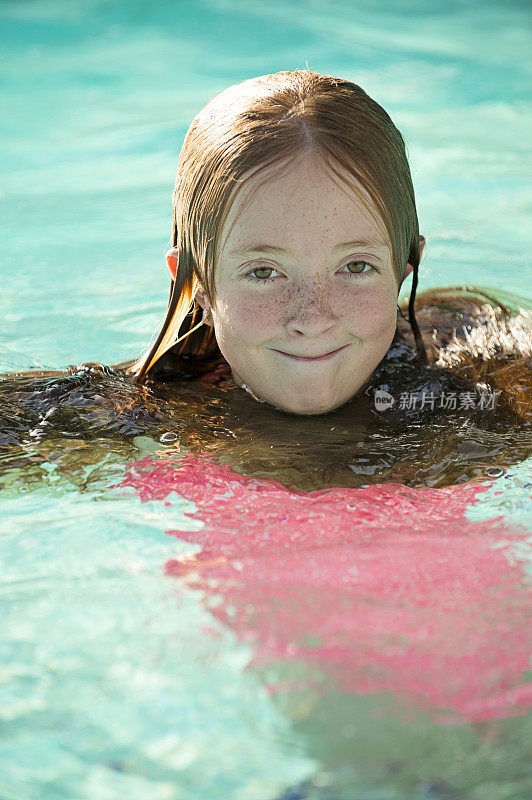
top-left (419, 234), bottom-right (426, 263)
top-left (166, 246), bottom-right (179, 280)
top-left (166, 246), bottom-right (214, 327)
top-left (403, 235), bottom-right (426, 281)
top-left (194, 288), bottom-right (214, 327)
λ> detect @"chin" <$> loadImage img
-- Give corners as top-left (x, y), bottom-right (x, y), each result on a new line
top-left (273, 389), bottom-right (351, 416)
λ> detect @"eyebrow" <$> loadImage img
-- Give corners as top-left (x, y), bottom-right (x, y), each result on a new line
top-left (227, 239), bottom-right (388, 257)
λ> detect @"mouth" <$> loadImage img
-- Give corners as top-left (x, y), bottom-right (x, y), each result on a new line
top-left (271, 343), bottom-right (352, 362)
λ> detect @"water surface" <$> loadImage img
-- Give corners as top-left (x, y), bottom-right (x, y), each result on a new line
top-left (1, 1), bottom-right (531, 798)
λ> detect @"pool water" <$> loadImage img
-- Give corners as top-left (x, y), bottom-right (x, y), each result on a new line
top-left (1, 1), bottom-right (531, 798)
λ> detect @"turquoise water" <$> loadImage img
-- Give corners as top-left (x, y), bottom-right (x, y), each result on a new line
top-left (1, 0), bottom-right (531, 371)
top-left (1, 1), bottom-right (531, 798)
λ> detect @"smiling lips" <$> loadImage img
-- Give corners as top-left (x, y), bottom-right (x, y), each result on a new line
top-left (272, 343), bottom-right (351, 362)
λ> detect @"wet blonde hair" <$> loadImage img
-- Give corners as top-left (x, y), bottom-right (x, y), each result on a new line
top-left (128, 69), bottom-right (427, 380)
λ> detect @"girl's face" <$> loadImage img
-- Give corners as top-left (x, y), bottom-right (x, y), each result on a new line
top-left (195, 153), bottom-right (422, 415)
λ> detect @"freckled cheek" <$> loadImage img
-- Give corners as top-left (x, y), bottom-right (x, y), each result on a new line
top-left (216, 290), bottom-right (282, 341)
top-left (340, 286), bottom-right (397, 337)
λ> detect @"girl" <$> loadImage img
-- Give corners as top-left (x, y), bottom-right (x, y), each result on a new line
top-left (1, 69), bottom-right (530, 490)
top-left (124, 69), bottom-right (531, 420)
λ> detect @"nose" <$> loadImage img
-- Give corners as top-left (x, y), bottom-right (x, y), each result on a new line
top-left (284, 283), bottom-right (339, 338)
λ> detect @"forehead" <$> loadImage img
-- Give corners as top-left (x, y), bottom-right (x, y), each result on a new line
top-left (217, 154), bottom-right (389, 257)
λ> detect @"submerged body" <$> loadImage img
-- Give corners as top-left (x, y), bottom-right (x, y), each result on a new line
top-left (2, 294), bottom-right (531, 800)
